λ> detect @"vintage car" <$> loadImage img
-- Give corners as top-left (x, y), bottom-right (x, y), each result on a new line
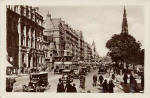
top-left (79, 67), bottom-right (87, 75)
top-left (23, 72), bottom-right (50, 92)
top-left (54, 68), bottom-right (64, 74)
top-left (61, 70), bottom-right (73, 83)
top-left (98, 67), bottom-right (106, 74)
top-left (54, 68), bottom-right (59, 74)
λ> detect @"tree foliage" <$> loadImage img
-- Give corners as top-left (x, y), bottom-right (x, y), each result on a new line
top-left (106, 33), bottom-right (144, 65)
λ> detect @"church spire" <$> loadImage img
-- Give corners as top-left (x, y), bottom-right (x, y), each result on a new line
top-left (92, 41), bottom-right (96, 52)
top-left (121, 6), bottom-right (128, 34)
top-left (47, 11), bottom-right (51, 18)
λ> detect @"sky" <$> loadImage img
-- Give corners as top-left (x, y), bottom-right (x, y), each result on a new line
top-left (39, 5), bottom-right (144, 56)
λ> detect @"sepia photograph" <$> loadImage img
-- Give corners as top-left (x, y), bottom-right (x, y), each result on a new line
top-left (6, 4), bottom-right (145, 93)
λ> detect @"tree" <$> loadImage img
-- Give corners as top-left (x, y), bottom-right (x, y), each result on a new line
top-left (135, 49), bottom-right (144, 66)
top-left (106, 33), bottom-right (143, 67)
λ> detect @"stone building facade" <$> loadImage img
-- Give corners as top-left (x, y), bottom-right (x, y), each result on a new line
top-left (7, 6), bottom-right (100, 74)
top-left (7, 5), bottom-right (45, 74)
top-left (84, 42), bottom-right (92, 65)
top-left (44, 13), bottom-right (96, 67)
top-left (44, 13), bottom-right (81, 63)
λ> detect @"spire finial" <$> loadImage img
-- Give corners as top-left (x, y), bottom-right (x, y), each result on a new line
top-left (123, 6), bottom-right (126, 17)
top-left (121, 6), bottom-right (128, 34)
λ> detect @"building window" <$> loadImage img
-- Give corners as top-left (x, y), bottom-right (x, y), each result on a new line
top-left (31, 38), bottom-right (33, 47)
top-left (26, 8), bottom-right (29, 17)
top-left (21, 6), bottom-right (24, 15)
top-left (26, 37), bottom-right (28, 47)
top-left (22, 54), bottom-right (25, 63)
top-left (67, 52), bottom-right (69, 56)
top-left (21, 35), bottom-right (24, 46)
top-left (50, 54), bottom-right (52, 57)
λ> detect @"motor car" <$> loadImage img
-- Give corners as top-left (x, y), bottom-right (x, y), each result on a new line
top-left (23, 72), bottom-right (50, 92)
top-left (61, 70), bottom-right (73, 83)
top-left (54, 68), bottom-right (60, 74)
top-left (79, 67), bottom-right (87, 75)
top-left (98, 67), bottom-right (106, 74)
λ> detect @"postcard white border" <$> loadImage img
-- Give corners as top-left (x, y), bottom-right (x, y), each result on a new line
top-left (0, 0), bottom-right (150, 98)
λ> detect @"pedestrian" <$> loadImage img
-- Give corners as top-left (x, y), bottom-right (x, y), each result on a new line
top-left (93, 75), bottom-right (97, 87)
top-left (71, 83), bottom-right (77, 92)
top-left (129, 74), bottom-right (135, 92)
top-left (123, 72), bottom-right (128, 84)
top-left (108, 80), bottom-right (115, 93)
top-left (99, 75), bottom-right (104, 86)
top-left (131, 78), bottom-right (139, 93)
top-left (112, 74), bottom-right (115, 80)
top-left (79, 75), bottom-right (83, 88)
top-left (134, 79), bottom-right (139, 92)
top-left (129, 73), bottom-right (134, 85)
top-left (102, 79), bottom-right (109, 93)
top-left (82, 75), bottom-right (86, 89)
top-left (57, 78), bottom-right (65, 92)
top-left (141, 73), bottom-right (144, 90)
top-left (65, 81), bottom-right (73, 92)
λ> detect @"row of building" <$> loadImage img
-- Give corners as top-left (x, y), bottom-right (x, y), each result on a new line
top-left (6, 5), bottom-right (100, 74)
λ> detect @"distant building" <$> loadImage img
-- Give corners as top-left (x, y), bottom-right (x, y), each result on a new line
top-left (7, 6), bottom-right (100, 74)
top-left (44, 13), bottom-right (80, 63)
top-left (7, 5), bottom-right (45, 74)
top-left (84, 42), bottom-right (92, 65)
top-left (91, 41), bottom-right (100, 65)
top-left (44, 13), bottom-right (100, 68)
top-left (77, 30), bottom-right (85, 61)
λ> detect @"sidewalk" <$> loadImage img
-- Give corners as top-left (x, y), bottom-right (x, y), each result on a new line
top-left (104, 72), bottom-right (125, 93)
top-left (110, 72), bottom-right (143, 93)
top-left (120, 82), bottom-right (143, 93)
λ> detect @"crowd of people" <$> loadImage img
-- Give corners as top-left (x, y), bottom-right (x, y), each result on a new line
top-left (92, 70), bottom-right (144, 93)
top-left (56, 65), bottom-right (144, 93)
top-left (93, 74), bottom-right (115, 93)
top-left (123, 72), bottom-right (144, 92)
top-left (57, 78), bottom-right (77, 93)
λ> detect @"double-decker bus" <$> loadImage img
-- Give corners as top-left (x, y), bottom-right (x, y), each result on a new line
top-left (54, 55), bottom-right (78, 74)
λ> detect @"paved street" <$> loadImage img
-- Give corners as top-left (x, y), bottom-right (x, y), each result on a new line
top-left (13, 68), bottom-right (126, 93)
